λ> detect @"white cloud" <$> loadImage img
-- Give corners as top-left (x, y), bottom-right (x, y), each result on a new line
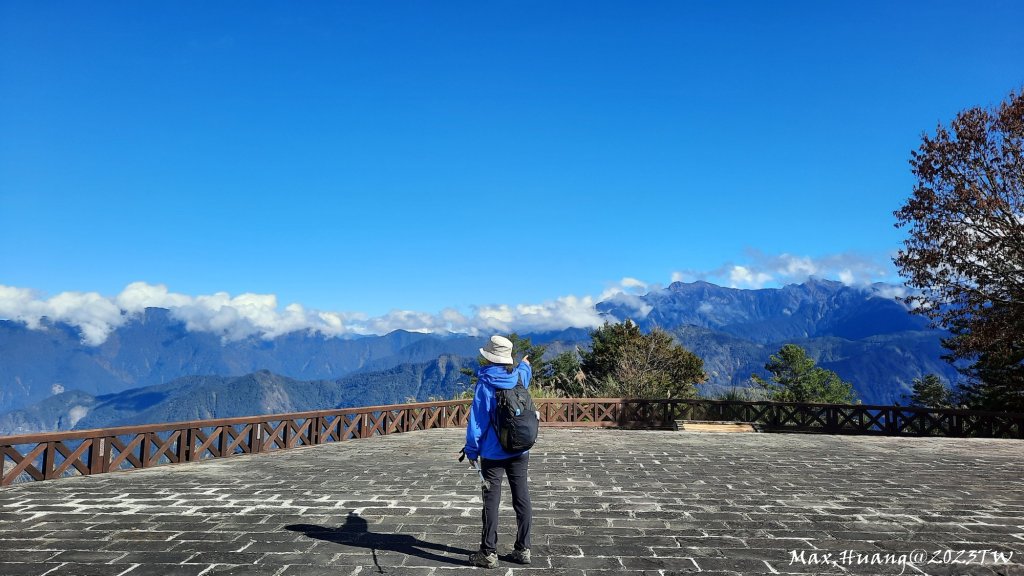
top-left (51, 384), bottom-right (65, 395)
top-left (598, 278), bottom-right (654, 318)
top-left (508, 294), bottom-right (608, 332)
top-left (115, 282), bottom-right (192, 312)
top-left (869, 284), bottom-right (910, 300)
top-left (619, 277), bottom-right (647, 290)
top-left (598, 277), bottom-right (649, 300)
top-left (0, 285), bottom-right (126, 345)
top-left (728, 265), bottom-right (773, 289)
top-left (440, 308), bottom-right (468, 327)
top-left (671, 250), bottom-right (898, 290)
top-left (0, 285), bottom-right (42, 328)
top-left (0, 283), bottom-right (357, 345)
top-left (779, 255), bottom-right (818, 277)
top-left (68, 406), bottom-right (89, 427)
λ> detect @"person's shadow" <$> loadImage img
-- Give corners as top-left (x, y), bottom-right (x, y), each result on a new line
top-left (286, 511), bottom-right (474, 572)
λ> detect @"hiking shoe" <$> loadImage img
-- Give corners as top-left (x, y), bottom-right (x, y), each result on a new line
top-left (469, 550), bottom-right (498, 568)
top-left (508, 548), bottom-right (531, 564)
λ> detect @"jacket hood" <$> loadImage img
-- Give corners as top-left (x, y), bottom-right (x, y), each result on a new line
top-left (477, 364), bottom-right (523, 390)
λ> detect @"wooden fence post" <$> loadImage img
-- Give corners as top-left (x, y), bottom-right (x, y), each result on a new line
top-left (89, 437), bottom-right (108, 475)
top-left (252, 424), bottom-right (263, 454)
top-left (178, 429), bottom-right (191, 463)
top-left (314, 416), bottom-right (324, 445)
top-left (826, 407), bottom-right (838, 433)
top-left (42, 442), bottom-right (56, 480)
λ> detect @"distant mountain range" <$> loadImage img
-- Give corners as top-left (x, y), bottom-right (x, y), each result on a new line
top-left (0, 357), bottom-right (473, 435)
top-left (600, 280), bottom-right (956, 403)
top-left (0, 279), bottom-right (959, 435)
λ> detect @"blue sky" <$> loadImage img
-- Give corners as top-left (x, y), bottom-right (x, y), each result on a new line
top-left (1, 1), bottom-right (1023, 338)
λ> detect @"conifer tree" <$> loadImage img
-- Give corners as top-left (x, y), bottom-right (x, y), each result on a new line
top-left (751, 344), bottom-right (857, 404)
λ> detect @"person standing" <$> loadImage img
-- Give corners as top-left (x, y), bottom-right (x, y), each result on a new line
top-left (463, 335), bottom-right (533, 568)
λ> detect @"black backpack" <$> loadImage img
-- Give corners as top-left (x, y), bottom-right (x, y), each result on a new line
top-left (491, 375), bottom-right (539, 453)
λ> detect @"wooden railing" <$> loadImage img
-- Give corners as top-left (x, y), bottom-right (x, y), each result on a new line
top-left (0, 400), bottom-right (473, 486)
top-left (2, 398), bottom-right (1022, 485)
top-left (606, 398), bottom-right (1024, 439)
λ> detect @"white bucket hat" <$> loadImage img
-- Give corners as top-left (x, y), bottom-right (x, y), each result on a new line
top-left (480, 335), bottom-right (514, 365)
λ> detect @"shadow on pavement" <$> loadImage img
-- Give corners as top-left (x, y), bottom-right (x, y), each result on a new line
top-left (286, 511), bottom-right (474, 570)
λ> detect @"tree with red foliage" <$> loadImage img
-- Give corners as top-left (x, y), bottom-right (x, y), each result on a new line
top-left (893, 88), bottom-right (1024, 411)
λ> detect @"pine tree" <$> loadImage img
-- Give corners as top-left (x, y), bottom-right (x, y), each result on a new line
top-left (751, 344), bottom-right (857, 404)
top-left (904, 374), bottom-right (954, 409)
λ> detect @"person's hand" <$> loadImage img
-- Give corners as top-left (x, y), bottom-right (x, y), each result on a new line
top-left (460, 447), bottom-right (478, 464)
top-left (522, 355), bottom-right (531, 365)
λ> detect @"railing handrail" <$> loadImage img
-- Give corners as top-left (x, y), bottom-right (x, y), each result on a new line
top-left (2, 397), bottom-right (1022, 445)
top-left (0, 398), bottom-right (473, 444)
top-left (613, 397), bottom-right (1024, 418)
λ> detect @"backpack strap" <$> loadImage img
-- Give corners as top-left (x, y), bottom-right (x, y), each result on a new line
top-left (489, 381), bottom-right (502, 436)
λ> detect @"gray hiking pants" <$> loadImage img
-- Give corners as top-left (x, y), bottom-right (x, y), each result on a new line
top-left (480, 452), bottom-right (532, 554)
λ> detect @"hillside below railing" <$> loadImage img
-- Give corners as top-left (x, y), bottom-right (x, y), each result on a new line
top-left (2, 398), bottom-right (1022, 485)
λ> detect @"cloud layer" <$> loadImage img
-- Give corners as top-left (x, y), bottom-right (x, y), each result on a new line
top-left (0, 252), bottom-right (901, 345)
top-left (670, 251), bottom-right (898, 290)
top-left (0, 281), bottom-right (626, 346)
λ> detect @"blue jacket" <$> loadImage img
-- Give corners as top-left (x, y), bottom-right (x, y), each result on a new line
top-left (464, 362), bottom-right (532, 461)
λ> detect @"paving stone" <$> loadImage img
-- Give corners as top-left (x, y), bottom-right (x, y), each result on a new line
top-left (663, 572), bottom-right (741, 576)
top-left (577, 570), bottom-right (666, 576)
top-left (548, 554), bottom-right (624, 569)
top-left (620, 555), bottom-right (699, 570)
top-left (277, 568), bottom-right (362, 576)
top-left (200, 565), bottom-right (283, 576)
top-left (0, 536), bottom-right (55, 548)
top-left (182, 552), bottom-right (266, 565)
top-left (0, 531), bottom-right (52, 540)
top-left (165, 541), bottom-right (248, 553)
top-left (236, 541), bottom-right (316, 554)
top-left (695, 556), bottom-right (778, 572)
top-left (99, 541), bottom-right (179, 553)
top-left (110, 530), bottom-right (180, 541)
top-left (0, 563), bottom-right (64, 576)
top-left (169, 531), bottom-right (241, 542)
top-left (121, 565), bottom-right (209, 576)
top-left (116, 552), bottom-right (196, 564)
top-left (252, 551), bottom-right (337, 566)
top-left (46, 563), bottom-right (138, 576)
top-left (0, 550), bottom-right (59, 563)
top-left (50, 551), bottom-right (127, 563)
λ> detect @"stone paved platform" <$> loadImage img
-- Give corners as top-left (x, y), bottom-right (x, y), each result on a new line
top-left (1, 428), bottom-right (1022, 576)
